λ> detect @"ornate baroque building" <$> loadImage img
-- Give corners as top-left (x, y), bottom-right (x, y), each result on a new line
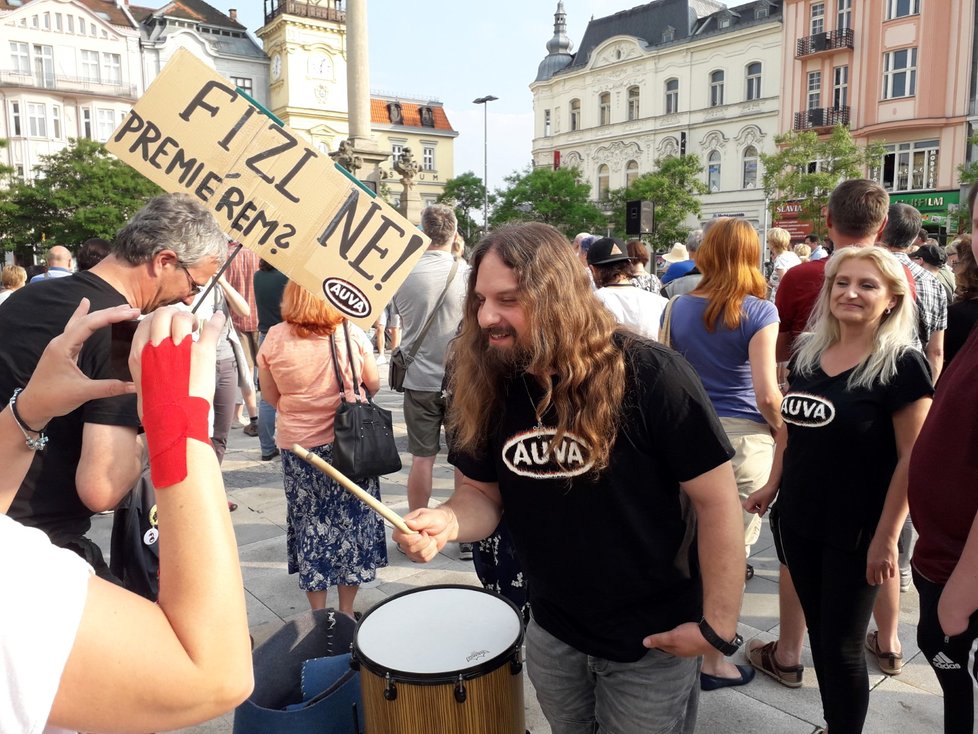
top-left (531, 0), bottom-right (784, 229)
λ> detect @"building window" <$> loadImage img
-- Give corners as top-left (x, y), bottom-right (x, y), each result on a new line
top-left (662, 25), bottom-right (675, 42)
top-left (755, 6), bottom-right (769, 19)
top-left (745, 63), bottom-right (762, 101)
top-left (81, 49), bottom-right (99, 82)
top-left (391, 142), bottom-right (404, 158)
top-left (807, 70), bottom-right (822, 110)
top-left (387, 102), bottom-right (402, 125)
top-left (810, 2), bottom-right (825, 36)
top-left (231, 76), bottom-right (253, 95)
top-left (665, 78), bottom-right (679, 114)
top-left (709, 70), bottom-right (724, 107)
top-left (67, 14), bottom-right (74, 33)
top-left (883, 48), bottom-right (917, 99)
top-left (419, 107), bottom-right (434, 127)
top-left (101, 52), bottom-right (121, 85)
top-left (33, 45), bottom-right (54, 88)
top-left (27, 102), bottom-right (47, 137)
top-left (742, 145), bottom-right (758, 188)
top-left (10, 42), bottom-right (29, 74)
top-left (833, 65), bottom-right (849, 109)
top-left (43, 12), bottom-right (50, 29)
top-left (878, 140), bottom-right (938, 192)
top-left (96, 108), bottom-right (115, 142)
top-left (51, 105), bottom-right (61, 138)
top-left (598, 92), bottom-right (611, 126)
top-left (79, 18), bottom-right (85, 34)
top-left (837, 0), bottom-right (852, 29)
top-left (569, 98), bottom-right (580, 131)
top-left (707, 150), bottom-right (721, 192)
top-left (626, 159), bottom-right (639, 188)
top-left (55, 13), bottom-right (62, 31)
top-left (597, 164), bottom-right (610, 200)
top-left (718, 14), bottom-right (731, 29)
top-left (544, 109), bottom-right (551, 136)
top-left (81, 108), bottom-right (92, 139)
top-left (10, 101), bottom-right (20, 136)
top-left (422, 145), bottom-right (435, 171)
top-left (627, 86), bottom-right (640, 121)
top-left (886, 0), bottom-right (920, 19)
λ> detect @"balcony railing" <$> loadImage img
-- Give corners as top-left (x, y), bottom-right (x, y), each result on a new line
top-left (793, 106), bottom-right (850, 131)
top-left (264, 0), bottom-right (345, 24)
top-left (0, 70), bottom-right (137, 99)
top-left (796, 28), bottom-right (854, 57)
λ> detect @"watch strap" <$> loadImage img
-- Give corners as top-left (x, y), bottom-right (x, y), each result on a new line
top-left (699, 617), bottom-right (743, 656)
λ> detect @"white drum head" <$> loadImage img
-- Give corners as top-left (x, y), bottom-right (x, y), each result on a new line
top-left (356, 587), bottom-right (522, 675)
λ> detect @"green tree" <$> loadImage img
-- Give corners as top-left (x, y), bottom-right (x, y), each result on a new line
top-left (607, 154), bottom-right (707, 252)
top-left (761, 125), bottom-right (884, 239)
top-left (437, 171), bottom-right (492, 240)
top-left (490, 165), bottom-right (606, 236)
top-left (0, 138), bottom-right (161, 251)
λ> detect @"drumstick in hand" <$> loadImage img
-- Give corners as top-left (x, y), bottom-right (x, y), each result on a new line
top-left (292, 444), bottom-right (416, 535)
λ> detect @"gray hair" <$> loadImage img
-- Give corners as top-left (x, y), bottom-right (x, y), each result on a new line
top-left (881, 203), bottom-right (922, 251)
top-left (113, 193), bottom-right (227, 267)
top-left (421, 203), bottom-right (457, 247)
top-left (686, 229), bottom-right (704, 252)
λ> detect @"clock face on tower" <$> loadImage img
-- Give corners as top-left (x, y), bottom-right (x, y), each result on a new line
top-left (271, 54), bottom-right (282, 80)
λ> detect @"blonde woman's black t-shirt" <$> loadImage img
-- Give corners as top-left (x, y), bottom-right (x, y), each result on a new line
top-left (449, 336), bottom-right (734, 662)
top-left (776, 349), bottom-right (932, 551)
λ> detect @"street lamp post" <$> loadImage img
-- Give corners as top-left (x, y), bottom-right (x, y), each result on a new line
top-left (473, 95), bottom-right (498, 234)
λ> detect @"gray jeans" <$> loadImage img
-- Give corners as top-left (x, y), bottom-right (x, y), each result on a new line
top-left (526, 619), bottom-right (700, 734)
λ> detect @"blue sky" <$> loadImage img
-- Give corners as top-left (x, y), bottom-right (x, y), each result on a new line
top-left (236, 1), bottom-right (627, 193)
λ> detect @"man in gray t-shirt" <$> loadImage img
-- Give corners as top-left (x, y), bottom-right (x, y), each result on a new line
top-left (391, 204), bottom-right (469, 513)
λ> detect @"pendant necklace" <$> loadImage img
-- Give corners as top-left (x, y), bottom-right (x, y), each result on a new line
top-left (523, 375), bottom-right (544, 430)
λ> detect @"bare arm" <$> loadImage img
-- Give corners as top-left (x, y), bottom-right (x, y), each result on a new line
top-left (748, 322), bottom-right (784, 431)
top-left (257, 365), bottom-right (280, 409)
top-left (865, 397), bottom-right (932, 585)
top-left (394, 472), bottom-right (503, 562)
top-left (361, 348), bottom-right (380, 395)
top-left (775, 331), bottom-right (793, 364)
top-left (48, 308), bottom-right (252, 731)
top-left (925, 330), bottom-right (944, 383)
top-left (76, 423), bottom-right (144, 512)
top-left (645, 461), bottom-right (744, 656)
top-left (217, 276), bottom-right (250, 319)
top-left (0, 302), bottom-right (139, 513)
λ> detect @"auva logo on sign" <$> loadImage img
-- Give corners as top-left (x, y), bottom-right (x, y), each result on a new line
top-left (323, 278), bottom-right (371, 318)
top-left (502, 428), bottom-right (594, 479)
top-left (781, 393), bottom-right (835, 427)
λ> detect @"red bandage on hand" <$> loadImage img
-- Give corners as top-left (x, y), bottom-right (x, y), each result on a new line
top-left (140, 337), bottom-right (211, 488)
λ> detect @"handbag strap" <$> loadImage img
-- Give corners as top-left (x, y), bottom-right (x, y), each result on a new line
top-left (404, 259), bottom-right (460, 362)
top-left (328, 322), bottom-right (368, 404)
top-left (659, 295), bottom-right (680, 348)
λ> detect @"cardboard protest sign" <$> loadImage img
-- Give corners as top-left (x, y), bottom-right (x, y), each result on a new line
top-left (107, 48), bottom-right (428, 328)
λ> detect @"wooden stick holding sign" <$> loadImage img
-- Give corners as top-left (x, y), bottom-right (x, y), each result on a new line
top-left (292, 444), bottom-right (416, 535)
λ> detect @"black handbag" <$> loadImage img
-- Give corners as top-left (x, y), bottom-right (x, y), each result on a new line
top-left (329, 322), bottom-right (402, 480)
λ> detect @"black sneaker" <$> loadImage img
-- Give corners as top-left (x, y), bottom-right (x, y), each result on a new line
top-left (261, 448), bottom-right (280, 461)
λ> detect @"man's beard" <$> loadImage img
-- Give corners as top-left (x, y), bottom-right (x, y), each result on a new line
top-left (482, 328), bottom-right (532, 377)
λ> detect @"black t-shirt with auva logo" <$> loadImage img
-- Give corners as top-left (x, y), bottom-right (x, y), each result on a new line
top-left (449, 336), bottom-right (734, 662)
top-left (776, 349), bottom-right (932, 551)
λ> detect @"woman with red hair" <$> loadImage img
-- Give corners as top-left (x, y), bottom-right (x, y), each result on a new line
top-left (664, 217), bottom-right (783, 690)
top-left (257, 282), bottom-right (387, 617)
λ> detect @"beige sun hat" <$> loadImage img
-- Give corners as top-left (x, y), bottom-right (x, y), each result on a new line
top-left (661, 243), bottom-right (690, 263)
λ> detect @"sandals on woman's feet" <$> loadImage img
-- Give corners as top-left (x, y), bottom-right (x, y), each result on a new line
top-left (746, 640), bottom-right (804, 688)
top-left (865, 630), bottom-right (903, 675)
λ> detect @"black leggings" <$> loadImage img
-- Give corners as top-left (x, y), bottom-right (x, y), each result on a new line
top-left (914, 569), bottom-right (978, 733)
top-left (778, 518), bottom-right (879, 733)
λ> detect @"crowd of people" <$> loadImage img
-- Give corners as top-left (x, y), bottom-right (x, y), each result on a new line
top-left (1, 179), bottom-right (976, 734)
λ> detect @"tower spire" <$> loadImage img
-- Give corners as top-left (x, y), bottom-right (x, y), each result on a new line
top-left (536, 1), bottom-right (574, 81)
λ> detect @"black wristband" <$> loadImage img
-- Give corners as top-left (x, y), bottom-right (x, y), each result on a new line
top-left (10, 388), bottom-right (44, 433)
top-left (699, 617), bottom-right (743, 656)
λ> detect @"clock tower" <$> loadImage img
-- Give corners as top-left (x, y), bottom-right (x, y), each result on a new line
top-left (257, 0), bottom-right (349, 154)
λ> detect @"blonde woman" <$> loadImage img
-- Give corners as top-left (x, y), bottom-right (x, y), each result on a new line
top-left (746, 246), bottom-right (932, 734)
top-left (767, 228), bottom-right (800, 302)
top-left (793, 243), bottom-right (812, 263)
top-left (0, 265), bottom-right (27, 305)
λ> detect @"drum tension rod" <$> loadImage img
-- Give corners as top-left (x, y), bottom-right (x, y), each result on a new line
top-left (454, 675), bottom-right (467, 703)
top-left (383, 673), bottom-right (398, 701)
top-left (510, 651), bottom-right (524, 675)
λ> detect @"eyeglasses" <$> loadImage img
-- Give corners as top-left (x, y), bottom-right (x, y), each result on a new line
top-left (178, 264), bottom-right (204, 296)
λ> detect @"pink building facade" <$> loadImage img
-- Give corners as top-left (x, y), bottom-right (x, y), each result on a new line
top-left (780, 0), bottom-right (975, 236)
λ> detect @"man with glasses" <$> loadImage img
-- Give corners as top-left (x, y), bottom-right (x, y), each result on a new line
top-left (0, 193), bottom-right (226, 578)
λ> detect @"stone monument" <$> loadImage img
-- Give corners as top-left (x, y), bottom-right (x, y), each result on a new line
top-left (393, 146), bottom-right (423, 224)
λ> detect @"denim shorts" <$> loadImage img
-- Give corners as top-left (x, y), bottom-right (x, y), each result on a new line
top-left (525, 618), bottom-right (699, 734)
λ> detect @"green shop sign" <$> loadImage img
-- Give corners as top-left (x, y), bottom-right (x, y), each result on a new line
top-left (889, 190), bottom-right (961, 234)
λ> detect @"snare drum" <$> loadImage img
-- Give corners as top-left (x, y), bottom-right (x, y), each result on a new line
top-left (352, 585), bottom-right (525, 734)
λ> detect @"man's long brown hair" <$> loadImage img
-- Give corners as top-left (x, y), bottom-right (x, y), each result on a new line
top-left (447, 223), bottom-right (627, 474)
